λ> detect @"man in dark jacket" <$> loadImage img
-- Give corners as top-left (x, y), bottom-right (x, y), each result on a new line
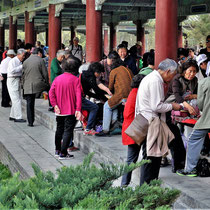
top-left (22, 48), bottom-right (49, 126)
top-left (81, 62), bottom-right (107, 135)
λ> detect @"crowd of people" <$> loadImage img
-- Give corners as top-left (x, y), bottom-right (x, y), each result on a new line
top-left (0, 34), bottom-right (210, 185)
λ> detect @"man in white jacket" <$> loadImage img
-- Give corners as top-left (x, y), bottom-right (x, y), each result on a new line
top-left (135, 58), bottom-right (181, 185)
top-left (7, 48), bottom-right (26, 122)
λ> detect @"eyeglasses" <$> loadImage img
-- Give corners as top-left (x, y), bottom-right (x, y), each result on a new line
top-left (206, 40), bottom-right (210, 43)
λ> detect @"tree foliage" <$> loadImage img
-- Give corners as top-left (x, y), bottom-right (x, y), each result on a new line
top-left (0, 154), bottom-right (180, 209)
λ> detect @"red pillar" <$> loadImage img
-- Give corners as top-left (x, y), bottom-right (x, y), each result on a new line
top-left (86, 0), bottom-right (102, 62)
top-left (178, 25), bottom-right (183, 48)
top-left (136, 20), bottom-right (145, 55)
top-left (109, 22), bottom-right (117, 51)
top-left (0, 24), bottom-right (5, 49)
top-left (70, 26), bottom-right (75, 43)
top-left (48, 4), bottom-right (61, 76)
top-left (25, 12), bottom-right (35, 45)
top-left (104, 29), bottom-right (109, 56)
top-left (9, 16), bottom-right (17, 50)
top-left (155, 0), bottom-right (178, 68)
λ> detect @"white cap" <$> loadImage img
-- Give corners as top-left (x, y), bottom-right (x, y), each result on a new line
top-left (196, 54), bottom-right (207, 66)
top-left (7, 49), bottom-right (16, 55)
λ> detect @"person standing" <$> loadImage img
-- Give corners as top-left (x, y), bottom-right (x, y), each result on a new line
top-left (199, 35), bottom-right (210, 60)
top-left (49, 50), bottom-right (65, 111)
top-left (69, 37), bottom-right (83, 62)
top-left (0, 50), bottom-right (16, 107)
top-left (7, 49), bottom-right (26, 122)
top-left (22, 48), bottom-right (49, 127)
top-left (177, 76), bottom-right (210, 177)
top-left (135, 58), bottom-right (181, 185)
top-left (49, 56), bottom-right (82, 159)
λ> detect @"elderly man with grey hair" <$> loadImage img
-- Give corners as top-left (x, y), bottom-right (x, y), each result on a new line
top-left (69, 37), bottom-right (83, 62)
top-left (135, 58), bottom-right (181, 185)
top-left (7, 48), bottom-right (26, 122)
top-left (49, 50), bottom-right (65, 111)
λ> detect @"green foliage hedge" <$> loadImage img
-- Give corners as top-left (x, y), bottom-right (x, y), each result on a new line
top-left (0, 154), bottom-right (180, 209)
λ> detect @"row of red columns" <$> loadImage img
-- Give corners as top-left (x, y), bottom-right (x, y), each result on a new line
top-left (0, 0), bottom-right (181, 68)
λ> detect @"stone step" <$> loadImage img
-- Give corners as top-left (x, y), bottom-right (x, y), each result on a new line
top-left (2, 97), bottom-right (210, 209)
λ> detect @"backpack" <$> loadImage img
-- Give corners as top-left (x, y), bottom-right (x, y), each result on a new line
top-left (196, 158), bottom-right (210, 177)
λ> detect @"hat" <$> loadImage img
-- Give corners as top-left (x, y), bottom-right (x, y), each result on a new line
top-left (136, 41), bottom-right (142, 46)
top-left (196, 54), bottom-right (207, 66)
top-left (7, 49), bottom-right (16, 55)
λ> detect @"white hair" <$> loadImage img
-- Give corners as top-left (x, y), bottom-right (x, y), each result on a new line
top-left (56, 50), bottom-right (65, 57)
top-left (158, 58), bottom-right (178, 73)
top-left (17, 48), bottom-right (26, 55)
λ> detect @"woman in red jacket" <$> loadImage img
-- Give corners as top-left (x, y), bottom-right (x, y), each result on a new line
top-left (121, 74), bottom-right (145, 186)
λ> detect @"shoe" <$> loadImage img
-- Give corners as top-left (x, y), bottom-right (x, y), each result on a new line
top-left (9, 117), bottom-right (15, 121)
top-left (59, 153), bottom-right (74, 160)
top-left (95, 130), bottom-right (110, 137)
top-left (55, 150), bottom-right (61, 157)
top-left (14, 119), bottom-right (26, 123)
top-left (68, 146), bottom-right (79, 152)
top-left (27, 124), bottom-right (34, 127)
top-left (110, 121), bottom-right (120, 132)
top-left (83, 129), bottom-right (99, 136)
top-left (176, 169), bottom-right (197, 177)
top-left (48, 107), bottom-right (54, 112)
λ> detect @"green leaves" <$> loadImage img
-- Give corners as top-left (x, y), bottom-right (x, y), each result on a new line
top-left (0, 154), bottom-right (180, 209)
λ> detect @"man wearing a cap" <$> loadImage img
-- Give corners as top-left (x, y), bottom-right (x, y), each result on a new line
top-left (0, 49), bottom-right (16, 107)
top-left (196, 54), bottom-right (210, 79)
top-left (7, 48), bottom-right (26, 122)
top-left (69, 37), bottom-right (83, 62)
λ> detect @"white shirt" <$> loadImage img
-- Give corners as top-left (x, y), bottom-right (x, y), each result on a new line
top-left (135, 70), bottom-right (172, 122)
top-left (7, 56), bottom-right (23, 77)
top-left (0, 57), bottom-right (12, 74)
top-left (69, 45), bottom-right (83, 61)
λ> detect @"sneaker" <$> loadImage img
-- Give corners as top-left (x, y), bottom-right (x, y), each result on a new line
top-left (59, 153), bottom-right (74, 160)
top-left (83, 129), bottom-right (99, 136)
top-left (95, 130), bottom-right (110, 137)
top-left (67, 146), bottom-right (79, 152)
top-left (176, 169), bottom-right (197, 177)
top-left (55, 150), bottom-right (60, 157)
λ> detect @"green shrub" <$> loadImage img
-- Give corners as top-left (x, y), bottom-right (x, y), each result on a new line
top-left (0, 153), bottom-right (180, 209)
top-left (0, 163), bottom-right (12, 181)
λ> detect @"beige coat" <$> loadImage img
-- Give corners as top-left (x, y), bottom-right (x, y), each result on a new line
top-left (147, 117), bottom-right (174, 157)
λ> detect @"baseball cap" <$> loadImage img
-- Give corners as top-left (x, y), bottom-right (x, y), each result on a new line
top-left (196, 54), bottom-right (207, 66)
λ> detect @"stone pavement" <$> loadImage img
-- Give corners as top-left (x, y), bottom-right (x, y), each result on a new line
top-left (0, 97), bottom-right (210, 208)
top-left (0, 100), bottom-right (87, 179)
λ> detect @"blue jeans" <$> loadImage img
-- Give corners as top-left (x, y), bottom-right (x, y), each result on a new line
top-left (103, 101), bottom-right (119, 132)
top-left (121, 144), bottom-right (141, 186)
top-left (82, 97), bottom-right (99, 130)
top-left (185, 129), bottom-right (209, 172)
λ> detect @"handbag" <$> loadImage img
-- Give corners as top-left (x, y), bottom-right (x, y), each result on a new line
top-left (125, 113), bottom-right (149, 145)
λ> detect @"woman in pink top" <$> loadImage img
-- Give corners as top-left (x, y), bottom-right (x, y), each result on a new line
top-left (49, 56), bottom-right (82, 159)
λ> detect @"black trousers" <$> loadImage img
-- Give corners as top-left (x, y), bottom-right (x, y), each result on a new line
top-left (55, 115), bottom-right (77, 155)
top-left (167, 122), bottom-right (186, 170)
top-left (166, 112), bottom-right (186, 171)
top-left (1, 74), bottom-right (11, 107)
top-left (25, 94), bottom-right (36, 125)
top-left (140, 139), bottom-right (162, 186)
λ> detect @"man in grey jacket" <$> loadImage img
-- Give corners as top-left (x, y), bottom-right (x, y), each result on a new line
top-left (22, 48), bottom-right (49, 126)
top-left (177, 77), bottom-right (210, 177)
